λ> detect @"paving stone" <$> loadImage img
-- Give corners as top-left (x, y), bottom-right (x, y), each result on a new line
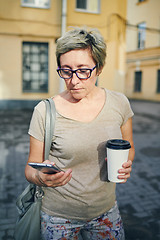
top-left (0, 231), bottom-right (5, 239)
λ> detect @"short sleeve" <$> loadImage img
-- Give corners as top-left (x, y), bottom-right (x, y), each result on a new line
top-left (121, 94), bottom-right (134, 125)
top-left (28, 101), bottom-right (46, 142)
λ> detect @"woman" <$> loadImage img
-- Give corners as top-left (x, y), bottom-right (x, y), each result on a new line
top-left (25, 27), bottom-right (135, 240)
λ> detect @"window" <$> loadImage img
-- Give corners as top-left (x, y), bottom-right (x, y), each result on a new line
top-left (22, 42), bottom-right (48, 93)
top-left (134, 71), bottom-right (142, 92)
top-left (137, 22), bottom-right (146, 49)
top-left (76, 0), bottom-right (100, 13)
top-left (157, 70), bottom-right (160, 93)
top-left (21, 0), bottom-right (50, 9)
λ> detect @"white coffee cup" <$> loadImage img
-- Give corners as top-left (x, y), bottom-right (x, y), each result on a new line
top-left (106, 139), bottom-right (131, 183)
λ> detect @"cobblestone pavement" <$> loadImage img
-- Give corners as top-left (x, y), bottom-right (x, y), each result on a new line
top-left (0, 100), bottom-right (160, 240)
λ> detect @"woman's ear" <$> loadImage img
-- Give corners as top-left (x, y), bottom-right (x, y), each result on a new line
top-left (97, 67), bottom-right (103, 76)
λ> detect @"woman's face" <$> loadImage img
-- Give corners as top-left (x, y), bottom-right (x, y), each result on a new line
top-left (59, 48), bottom-right (98, 100)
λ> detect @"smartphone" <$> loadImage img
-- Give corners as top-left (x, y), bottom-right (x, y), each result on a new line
top-left (28, 162), bottom-right (64, 174)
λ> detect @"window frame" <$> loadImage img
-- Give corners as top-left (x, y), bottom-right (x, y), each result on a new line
top-left (137, 22), bottom-right (146, 50)
top-left (134, 71), bottom-right (142, 92)
top-left (21, 0), bottom-right (50, 9)
top-left (138, 0), bottom-right (146, 3)
top-left (156, 69), bottom-right (160, 93)
top-left (22, 41), bottom-right (49, 93)
top-left (75, 0), bottom-right (101, 14)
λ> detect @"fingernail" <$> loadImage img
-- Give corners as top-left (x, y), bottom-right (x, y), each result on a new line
top-left (67, 169), bottom-right (72, 173)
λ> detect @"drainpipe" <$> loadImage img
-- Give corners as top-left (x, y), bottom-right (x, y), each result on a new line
top-left (59, 0), bottom-right (67, 93)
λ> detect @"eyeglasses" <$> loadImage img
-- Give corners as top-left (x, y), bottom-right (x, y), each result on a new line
top-left (57, 65), bottom-right (97, 80)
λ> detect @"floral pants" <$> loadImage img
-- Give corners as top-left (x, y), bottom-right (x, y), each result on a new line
top-left (41, 202), bottom-right (125, 240)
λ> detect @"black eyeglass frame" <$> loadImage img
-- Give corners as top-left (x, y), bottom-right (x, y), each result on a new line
top-left (56, 65), bottom-right (97, 80)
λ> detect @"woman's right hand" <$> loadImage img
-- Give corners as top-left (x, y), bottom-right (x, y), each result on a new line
top-left (25, 136), bottom-right (72, 187)
top-left (35, 161), bottom-right (72, 187)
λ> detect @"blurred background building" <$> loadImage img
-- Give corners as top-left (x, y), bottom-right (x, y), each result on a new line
top-left (126, 0), bottom-right (160, 101)
top-left (0, 0), bottom-right (159, 109)
top-left (0, 0), bottom-right (127, 108)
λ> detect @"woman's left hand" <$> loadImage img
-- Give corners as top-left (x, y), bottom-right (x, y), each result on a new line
top-left (118, 160), bottom-right (133, 183)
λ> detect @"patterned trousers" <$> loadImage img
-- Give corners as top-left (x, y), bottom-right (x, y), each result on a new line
top-left (41, 202), bottom-right (125, 240)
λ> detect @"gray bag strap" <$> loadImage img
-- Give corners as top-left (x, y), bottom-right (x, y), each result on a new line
top-left (16, 99), bottom-right (56, 210)
top-left (44, 98), bottom-right (56, 160)
top-left (36, 98), bottom-right (56, 196)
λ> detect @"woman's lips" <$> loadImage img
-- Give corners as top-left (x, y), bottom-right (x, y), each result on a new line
top-left (71, 88), bottom-right (83, 91)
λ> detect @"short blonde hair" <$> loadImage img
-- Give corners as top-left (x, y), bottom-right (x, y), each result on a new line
top-left (56, 27), bottom-right (107, 73)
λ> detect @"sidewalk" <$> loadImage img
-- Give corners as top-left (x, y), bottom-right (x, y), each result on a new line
top-left (116, 100), bottom-right (160, 240)
top-left (0, 100), bottom-right (160, 240)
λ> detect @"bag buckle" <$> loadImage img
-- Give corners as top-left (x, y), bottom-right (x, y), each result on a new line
top-left (35, 187), bottom-right (44, 199)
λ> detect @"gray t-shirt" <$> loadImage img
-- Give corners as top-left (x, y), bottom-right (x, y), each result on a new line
top-left (28, 89), bottom-right (134, 221)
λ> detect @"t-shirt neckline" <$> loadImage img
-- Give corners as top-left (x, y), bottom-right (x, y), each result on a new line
top-left (55, 88), bottom-right (108, 124)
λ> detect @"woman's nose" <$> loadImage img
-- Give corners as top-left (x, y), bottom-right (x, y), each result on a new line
top-left (70, 73), bottom-right (80, 85)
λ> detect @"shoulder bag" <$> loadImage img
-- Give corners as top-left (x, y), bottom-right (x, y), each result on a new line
top-left (14, 98), bottom-right (56, 240)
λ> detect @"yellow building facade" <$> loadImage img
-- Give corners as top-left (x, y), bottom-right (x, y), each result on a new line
top-left (0, 0), bottom-right (127, 108)
top-left (126, 0), bottom-right (160, 101)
